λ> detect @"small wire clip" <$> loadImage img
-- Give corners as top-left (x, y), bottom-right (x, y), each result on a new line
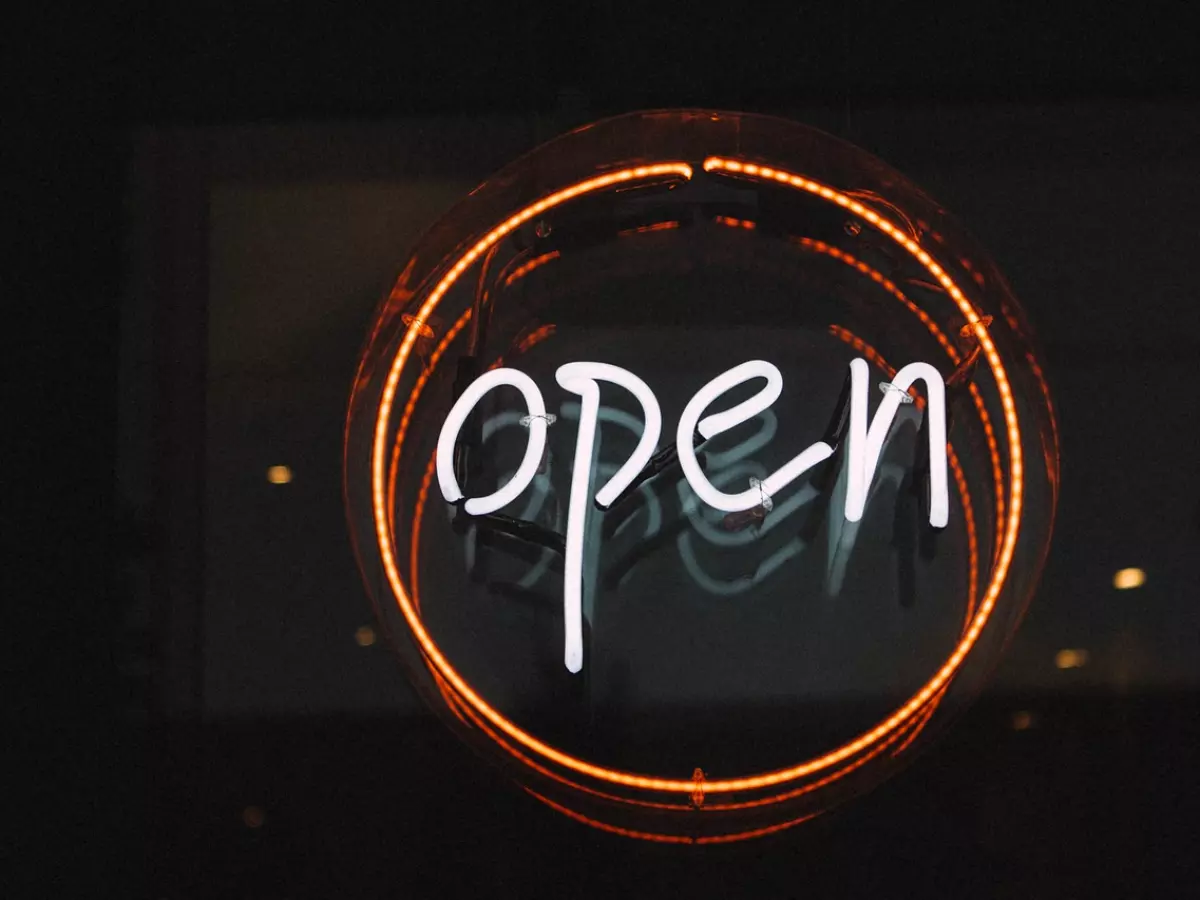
top-left (721, 478), bottom-right (773, 531)
top-left (878, 381), bottom-right (915, 404)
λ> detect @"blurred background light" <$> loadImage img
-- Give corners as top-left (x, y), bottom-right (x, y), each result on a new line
top-left (1113, 567), bottom-right (1146, 590)
top-left (1055, 648), bottom-right (1090, 670)
top-left (266, 465), bottom-right (293, 485)
top-left (1011, 710), bottom-right (1036, 731)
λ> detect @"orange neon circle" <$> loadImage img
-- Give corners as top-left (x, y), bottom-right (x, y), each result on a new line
top-left (393, 254), bottom-right (988, 816)
top-left (369, 158), bottom-right (1024, 796)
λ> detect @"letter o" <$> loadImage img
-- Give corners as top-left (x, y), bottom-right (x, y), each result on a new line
top-left (435, 368), bottom-right (548, 516)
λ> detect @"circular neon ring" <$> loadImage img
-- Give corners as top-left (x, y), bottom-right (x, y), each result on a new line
top-left (397, 300), bottom-right (983, 818)
top-left (370, 158), bottom-right (1024, 795)
top-left (394, 241), bottom-right (986, 827)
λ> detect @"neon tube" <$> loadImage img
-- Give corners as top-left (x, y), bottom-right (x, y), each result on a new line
top-left (676, 360), bottom-right (833, 512)
top-left (844, 359), bottom-right (949, 528)
top-left (556, 364), bottom-right (663, 510)
top-left (555, 362), bottom-right (663, 672)
top-left (372, 157), bottom-right (1023, 798)
top-left (435, 368), bottom-right (548, 516)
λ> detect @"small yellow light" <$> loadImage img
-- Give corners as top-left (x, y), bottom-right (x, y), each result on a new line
top-left (1011, 710), bottom-right (1035, 731)
top-left (1112, 567), bottom-right (1146, 590)
top-left (1055, 648), bottom-right (1090, 670)
top-left (242, 806), bottom-right (265, 828)
top-left (355, 625), bottom-right (376, 647)
top-left (266, 465), bottom-right (293, 485)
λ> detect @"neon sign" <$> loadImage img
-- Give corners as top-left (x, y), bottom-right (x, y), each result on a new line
top-left (436, 358), bottom-right (949, 673)
top-left (345, 109), bottom-right (1058, 842)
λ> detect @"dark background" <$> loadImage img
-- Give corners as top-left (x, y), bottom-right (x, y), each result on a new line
top-left (14, 4), bottom-right (1200, 897)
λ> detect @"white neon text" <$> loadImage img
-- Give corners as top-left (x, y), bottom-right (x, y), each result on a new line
top-left (555, 363), bottom-right (662, 672)
top-left (434, 358), bottom-right (949, 672)
top-left (844, 358), bottom-right (949, 528)
top-left (676, 360), bottom-right (834, 512)
top-left (436, 368), bottom-right (549, 516)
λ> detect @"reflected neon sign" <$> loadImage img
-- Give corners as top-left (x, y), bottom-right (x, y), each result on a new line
top-left (436, 358), bottom-right (949, 672)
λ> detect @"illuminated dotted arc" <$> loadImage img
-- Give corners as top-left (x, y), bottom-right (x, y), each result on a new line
top-left (370, 158), bottom-right (1025, 797)
top-left (524, 789), bottom-right (820, 845)
top-left (385, 308), bottom-right (475, 541)
top-left (413, 562), bottom-right (945, 828)
top-left (891, 684), bottom-right (948, 759)
top-left (503, 250), bottom-right (561, 287)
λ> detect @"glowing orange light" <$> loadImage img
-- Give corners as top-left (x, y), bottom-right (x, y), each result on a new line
top-left (385, 308), bottom-right (474, 540)
top-left (516, 323), bottom-right (557, 354)
top-left (891, 686), bottom-right (945, 758)
top-left (1113, 567), bottom-right (1145, 590)
top-left (409, 536), bottom-right (947, 820)
top-left (618, 220), bottom-right (681, 236)
top-left (369, 157), bottom-right (1025, 802)
top-left (713, 214), bottom-right (756, 229)
top-left (429, 645), bottom-right (943, 838)
top-left (525, 788), bottom-right (820, 844)
top-left (431, 667), bottom-right (473, 730)
top-left (502, 250), bottom-right (561, 288)
top-left (952, 448), bottom-right (980, 628)
top-left (354, 625), bottom-right (376, 647)
top-left (959, 316), bottom-right (994, 338)
top-left (400, 314), bottom-right (436, 340)
top-left (266, 465), bottom-right (292, 484)
top-left (844, 189), bottom-right (921, 241)
top-left (1011, 710), bottom-right (1035, 731)
top-left (826, 325), bottom-right (919, 402)
top-left (1055, 648), bottom-right (1089, 670)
